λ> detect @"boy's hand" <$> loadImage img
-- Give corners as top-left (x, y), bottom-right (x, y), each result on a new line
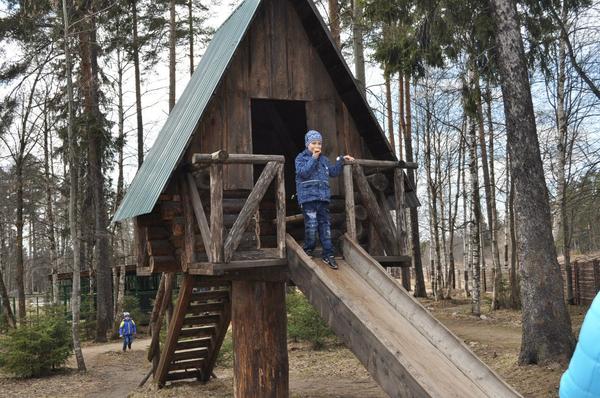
top-left (343, 155), bottom-right (355, 161)
top-left (312, 148), bottom-right (321, 158)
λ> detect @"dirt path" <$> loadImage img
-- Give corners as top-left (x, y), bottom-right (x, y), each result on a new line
top-left (82, 337), bottom-right (152, 398)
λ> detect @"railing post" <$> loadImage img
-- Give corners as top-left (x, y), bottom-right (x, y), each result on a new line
top-left (210, 162), bottom-right (224, 263)
top-left (344, 164), bottom-right (357, 241)
top-left (276, 163), bottom-right (286, 258)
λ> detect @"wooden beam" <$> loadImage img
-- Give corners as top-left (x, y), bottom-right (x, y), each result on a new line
top-left (210, 163), bottom-right (224, 263)
top-left (193, 153), bottom-right (285, 165)
top-left (352, 164), bottom-right (398, 255)
top-left (223, 161), bottom-right (278, 262)
top-left (276, 163), bottom-right (286, 259)
top-left (186, 173), bottom-right (212, 261)
top-left (192, 150), bottom-right (229, 164)
top-left (345, 159), bottom-right (418, 169)
top-left (343, 164), bottom-right (356, 241)
top-left (150, 256), bottom-right (179, 273)
top-left (189, 258), bottom-right (288, 276)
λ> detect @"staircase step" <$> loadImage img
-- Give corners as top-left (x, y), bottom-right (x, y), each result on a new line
top-left (173, 348), bottom-right (209, 362)
top-left (179, 325), bottom-right (216, 338)
top-left (183, 314), bottom-right (220, 327)
top-left (190, 290), bottom-right (229, 301)
top-left (188, 302), bottom-right (225, 315)
top-left (193, 279), bottom-right (230, 289)
top-left (166, 369), bottom-right (200, 382)
top-left (169, 359), bottom-right (205, 371)
top-left (175, 337), bottom-right (212, 351)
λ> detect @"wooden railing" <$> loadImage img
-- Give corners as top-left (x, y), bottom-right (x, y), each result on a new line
top-left (189, 151), bottom-right (286, 266)
top-left (343, 159), bottom-right (416, 259)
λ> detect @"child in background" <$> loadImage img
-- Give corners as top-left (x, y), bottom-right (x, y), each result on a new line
top-left (119, 311), bottom-right (137, 352)
top-left (295, 130), bottom-right (354, 269)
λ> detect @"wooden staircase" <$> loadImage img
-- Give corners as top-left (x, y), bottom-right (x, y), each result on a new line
top-left (155, 274), bottom-right (231, 386)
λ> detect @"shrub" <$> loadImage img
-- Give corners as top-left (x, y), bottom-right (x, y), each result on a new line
top-left (0, 308), bottom-right (72, 378)
top-left (286, 289), bottom-right (334, 349)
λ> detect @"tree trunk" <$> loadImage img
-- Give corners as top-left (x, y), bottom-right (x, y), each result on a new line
top-left (462, 133), bottom-right (470, 297)
top-left (483, 82), bottom-right (503, 309)
top-left (113, 45), bottom-right (127, 338)
top-left (44, 109), bottom-right (59, 305)
top-left (489, 0), bottom-right (575, 364)
top-left (398, 74), bottom-right (405, 160)
top-left (404, 76), bottom-right (426, 297)
top-left (556, 1), bottom-right (573, 305)
top-left (188, 0), bottom-right (194, 75)
top-left (0, 225), bottom-right (16, 328)
top-left (169, 0), bottom-right (176, 112)
top-left (328, 0), bottom-right (341, 48)
top-left (62, 0), bottom-right (86, 371)
top-left (474, 75), bottom-right (498, 303)
top-left (424, 84), bottom-right (440, 298)
top-left (131, 0), bottom-right (144, 168)
top-left (385, 72), bottom-right (395, 156)
top-left (468, 113), bottom-right (481, 316)
top-left (79, 6), bottom-right (112, 342)
top-left (508, 155), bottom-right (520, 309)
top-left (352, 0), bottom-right (365, 95)
top-left (15, 157), bottom-right (26, 322)
top-left (479, 221), bottom-right (487, 293)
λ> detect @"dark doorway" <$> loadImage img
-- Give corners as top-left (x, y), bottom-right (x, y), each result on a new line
top-left (251, 99), bottom-right (307, 206)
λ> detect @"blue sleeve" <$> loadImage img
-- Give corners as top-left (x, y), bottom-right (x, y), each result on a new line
top-left (119, 320), bottom-right (124, 335)
top-left (296, 154), bottom-right (318, 178)
top-left (132, 321), bottom-right (137, 334)
top-left (328, 155), bottom-right (343, 177)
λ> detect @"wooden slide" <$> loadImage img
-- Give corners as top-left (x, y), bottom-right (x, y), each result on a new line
top-left (286, 234), bottom-right (522, 398)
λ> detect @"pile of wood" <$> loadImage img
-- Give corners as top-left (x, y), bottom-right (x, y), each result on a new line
top-left (560, 258), bottom-right (600, 305)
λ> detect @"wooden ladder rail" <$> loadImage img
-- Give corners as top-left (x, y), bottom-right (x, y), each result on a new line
top-left (343, 159), bottom-right (412, 288)
top-left (155, 274), bottom-right (196, 386)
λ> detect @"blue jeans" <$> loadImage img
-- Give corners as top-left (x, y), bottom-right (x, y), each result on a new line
top-left (123, 334), bottom-right (133, 350)
top-left (302, 201), bottom-right (334, 257)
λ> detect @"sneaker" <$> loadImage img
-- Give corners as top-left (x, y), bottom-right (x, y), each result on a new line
top-left (304, 249), bottom-right (314, 257)
top-left (322, 256), bottom-right (338, 270)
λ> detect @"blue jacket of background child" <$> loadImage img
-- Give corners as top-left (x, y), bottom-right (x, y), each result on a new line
top-left (119, 318), bottom-right (136, 336)
top-left (295, 149), bottom-right (343, 205)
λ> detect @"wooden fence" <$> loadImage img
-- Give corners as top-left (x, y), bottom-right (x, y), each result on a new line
top-left (561, 258), bottom-right (600, 305)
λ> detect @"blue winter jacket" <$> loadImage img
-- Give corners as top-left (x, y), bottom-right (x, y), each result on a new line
top-left (560, 293), bottom-right (600, 398)
top-left (295, 149), bottom-right (343, 205)
top-left (119, 319), bottom-right (137, 336)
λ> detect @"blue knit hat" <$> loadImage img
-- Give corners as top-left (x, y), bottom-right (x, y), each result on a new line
top-left (305, 130), bottom-right (322, 147)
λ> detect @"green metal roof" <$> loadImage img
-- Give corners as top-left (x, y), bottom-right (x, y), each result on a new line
top-left (113, 0), bottom-right (262, 222)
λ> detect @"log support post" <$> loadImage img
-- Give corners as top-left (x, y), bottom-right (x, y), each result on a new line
top-left (344, 164), bottom-right (357, 241)
top-left (232, 279), bottom-right (289, 397)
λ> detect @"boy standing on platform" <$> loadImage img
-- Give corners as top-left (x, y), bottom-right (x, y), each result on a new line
top-left (295, 130), bottom-right (354, 269)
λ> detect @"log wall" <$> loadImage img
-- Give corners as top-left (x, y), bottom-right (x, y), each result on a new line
top-left (560, 258), bottom-right (600, 305)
